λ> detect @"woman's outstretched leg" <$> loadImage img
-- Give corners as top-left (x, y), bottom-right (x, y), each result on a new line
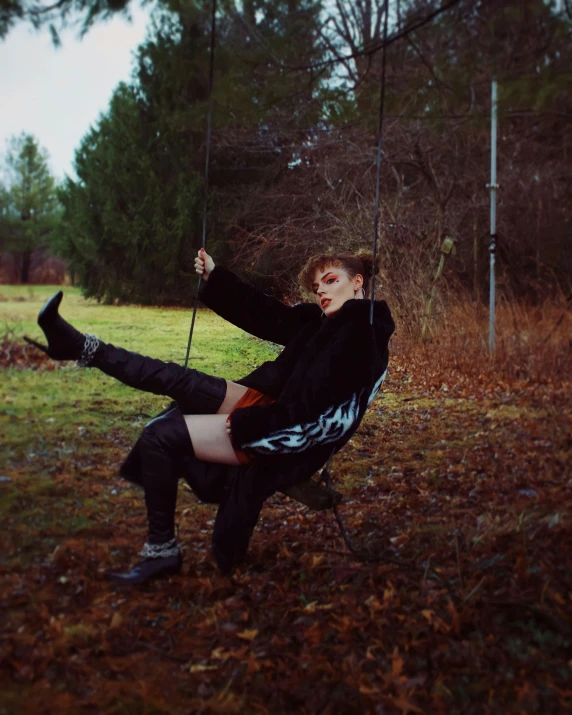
top-left (89, 342), bottom-right (227, 415)
top-left (25, 290), bottom-right (228, 414)
top-left (106, 406), bottom-right (193, 585)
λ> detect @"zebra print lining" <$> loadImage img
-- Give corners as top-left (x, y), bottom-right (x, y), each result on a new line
top-left (244, 369), bottom-right (387, 455)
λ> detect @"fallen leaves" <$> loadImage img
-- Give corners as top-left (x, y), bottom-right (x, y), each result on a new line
top-left (109, 612), bottom-right (123, 630)
top-left (1, 331), bottom-right (571, 713)
top-left (236, 629), bottom-right (258, 641)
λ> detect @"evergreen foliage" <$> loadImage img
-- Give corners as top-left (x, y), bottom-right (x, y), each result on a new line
top-left (56, 8), bottom-right (217, 305)
top-left (1, 134), bottom-right (60, 283)
top-left (57, 79), bottom-right (205, 305)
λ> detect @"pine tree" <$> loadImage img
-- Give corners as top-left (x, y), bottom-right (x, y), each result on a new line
top-left (2, 134), bottom-right (60, 283)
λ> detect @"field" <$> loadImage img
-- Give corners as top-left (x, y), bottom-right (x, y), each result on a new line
top-left (1, 285), bottom-right (570, 714)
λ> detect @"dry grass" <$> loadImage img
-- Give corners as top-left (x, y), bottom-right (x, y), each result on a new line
top-left (390, 295), bottom-right (571, 391)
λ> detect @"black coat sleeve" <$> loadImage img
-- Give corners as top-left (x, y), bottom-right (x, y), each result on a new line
top-left (199, 266), bottom-right (319, 346)
top-left (229, 314), bottom-right (376, 456)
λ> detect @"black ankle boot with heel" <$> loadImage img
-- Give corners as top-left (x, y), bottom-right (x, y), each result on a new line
top-left (106, 540), bottom-right (183, 586)
top-left (24, 290), bottom-right (100, 365)
top-left (105, 407), bottom-right (193, 586)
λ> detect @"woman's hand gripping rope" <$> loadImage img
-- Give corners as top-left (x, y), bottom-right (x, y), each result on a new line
top-left (194, 248), bottom-right (215, 281)
top-left (194, 246), bottom-right (232, 441)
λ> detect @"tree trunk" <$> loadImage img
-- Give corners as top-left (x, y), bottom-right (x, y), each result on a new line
top-left (21, 250), bottom-right (31, 284)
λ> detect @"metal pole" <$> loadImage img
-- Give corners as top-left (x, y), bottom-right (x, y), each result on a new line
top-left (488, 79), bottom-right (498, 356)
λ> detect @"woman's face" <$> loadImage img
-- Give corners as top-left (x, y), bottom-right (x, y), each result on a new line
top-left (312, 265), bottom-right (364, 316)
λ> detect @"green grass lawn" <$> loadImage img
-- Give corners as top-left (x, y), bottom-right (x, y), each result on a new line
top-left (0, 285), bottom-right (280, 467)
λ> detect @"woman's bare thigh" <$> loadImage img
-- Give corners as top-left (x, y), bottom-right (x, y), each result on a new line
top-left (184, 381), bottom-right (248, 465)
top-left (184, 414), bottom-right (240, 465)
top-left (216, 380), bottom-right (248, 415)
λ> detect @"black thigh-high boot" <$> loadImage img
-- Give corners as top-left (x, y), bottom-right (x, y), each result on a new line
top-left (106, 407), bottom-right (195, 585)
top-left (25, 290), bottom-right (227, 414)
top-left (89, 344), bottom-right (227, 415)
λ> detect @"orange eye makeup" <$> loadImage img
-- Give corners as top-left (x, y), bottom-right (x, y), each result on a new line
top-left (312, 272), bottom-right (339, 293)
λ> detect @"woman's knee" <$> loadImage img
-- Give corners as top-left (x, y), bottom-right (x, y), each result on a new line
top-left (140, 407), bottom-right (194, 456)
top-left (181, 371), bottom-right (227, 414)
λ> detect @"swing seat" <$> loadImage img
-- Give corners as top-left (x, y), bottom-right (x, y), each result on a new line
top-left (280, 478), bottom-right (342, 511)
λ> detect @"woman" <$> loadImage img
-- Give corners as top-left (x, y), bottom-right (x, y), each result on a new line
top-left (26, 249), bottom-right (395, 583)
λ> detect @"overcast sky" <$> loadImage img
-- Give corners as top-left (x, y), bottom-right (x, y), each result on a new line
top-left (0, 7), bottom-right (150, 182)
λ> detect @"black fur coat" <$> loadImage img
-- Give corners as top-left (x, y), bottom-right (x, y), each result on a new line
top-left (198, 267), bottom-right (395, 572)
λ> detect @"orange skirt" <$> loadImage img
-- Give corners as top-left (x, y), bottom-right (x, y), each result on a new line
top-left (228, 387), bottom-right (275, 464)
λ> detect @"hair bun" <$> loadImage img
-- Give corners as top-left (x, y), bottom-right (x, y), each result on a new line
top-left (355, 251), bottom-right (382, 279)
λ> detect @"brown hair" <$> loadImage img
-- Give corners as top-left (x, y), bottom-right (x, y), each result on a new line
top-left (298, 251), bottom-right (382, 298)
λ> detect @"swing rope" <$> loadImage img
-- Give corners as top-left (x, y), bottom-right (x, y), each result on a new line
top-left (370, 0), bottom-right (390, 326)
top-left (184, 0), bottom-right (217, 368)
